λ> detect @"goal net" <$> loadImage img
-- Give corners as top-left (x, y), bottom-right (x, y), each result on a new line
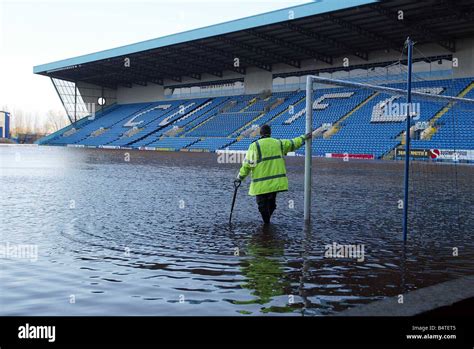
top-left (300, 47), bottom-right (474, 240)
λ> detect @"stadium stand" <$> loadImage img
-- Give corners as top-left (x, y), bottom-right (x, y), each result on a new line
top-left (47, 103), bottom-right (148, 146)
top-left (187, 137), bottom-right (237, 152)
top-left (145, 137), bottom-right (200, 151)
top-left (34, 0), bottom-right (474, 162)
top-left (39, 77), bottom-right (474, 158)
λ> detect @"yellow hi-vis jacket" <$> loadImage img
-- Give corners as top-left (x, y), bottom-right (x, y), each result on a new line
top-left (238, 135), bottom-right (306, 196)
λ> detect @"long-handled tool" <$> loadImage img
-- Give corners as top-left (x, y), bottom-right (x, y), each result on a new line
top-left (228, 130), bottom-right (316, 225)
top-left (229, 180), bottom-right (241, 225)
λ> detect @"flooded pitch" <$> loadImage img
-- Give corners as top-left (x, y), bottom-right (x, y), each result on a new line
top-left (1, 146), bottom-right (473, 315)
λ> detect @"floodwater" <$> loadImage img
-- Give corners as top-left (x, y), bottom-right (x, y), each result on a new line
top-left (1, 146), bottom-right (473, 316)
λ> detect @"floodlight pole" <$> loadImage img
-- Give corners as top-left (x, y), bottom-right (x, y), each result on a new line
top-left (402, 37), bottom-right (414, 242)
top-left (304, 75), bottom-right (313, 223)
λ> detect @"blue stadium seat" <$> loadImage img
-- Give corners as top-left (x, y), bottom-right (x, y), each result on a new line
top-left (41, 77), bottom-right (474, 158)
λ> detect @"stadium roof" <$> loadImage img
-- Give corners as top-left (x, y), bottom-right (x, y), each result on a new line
top-left (33, 0), bottom-right (474, 88)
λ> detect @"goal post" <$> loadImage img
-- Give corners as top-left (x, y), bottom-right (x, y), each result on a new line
top-left (304, 75), bottom-right (313, 224)
top-left (303, 39), bottom-right (474, 239)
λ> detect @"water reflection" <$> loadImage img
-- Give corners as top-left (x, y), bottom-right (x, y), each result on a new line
top-left (234, 224), bottom-right (293, 314)
top-left (1, 147), bottom-right (473, 316)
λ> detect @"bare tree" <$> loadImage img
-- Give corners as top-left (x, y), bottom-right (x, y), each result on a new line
top-left (5, 106), bottom-right (68, 136)
top-left (46, 110), bottom-right (68, 133)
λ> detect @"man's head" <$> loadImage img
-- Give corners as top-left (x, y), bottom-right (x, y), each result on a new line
top-left (260, 124), bottom-right (271, 137)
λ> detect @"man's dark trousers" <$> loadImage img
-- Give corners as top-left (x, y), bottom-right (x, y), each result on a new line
top-left (256, 192), bottom-right (277, 223)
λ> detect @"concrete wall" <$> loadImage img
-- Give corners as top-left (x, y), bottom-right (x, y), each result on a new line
top-left (243, 67), bottom-right (273, 94)
top-left (117, 83), bottom-right (164, 104)
top-left (76, 82), bottom-right (117, 114)
top-left (116, 71), bottom-right (244, 104)
top-left (453, 37), bottom-right (474, 78)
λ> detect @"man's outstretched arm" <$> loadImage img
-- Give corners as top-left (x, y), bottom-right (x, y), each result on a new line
top-left (281, 131), bottom-right (316, 155)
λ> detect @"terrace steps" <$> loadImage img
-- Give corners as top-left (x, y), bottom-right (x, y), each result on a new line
top-left (182, 109), bottom-right (222, 136)
top-left (423, 81), bottom-right (474, 140)
top-left (240, 97), bottom-right (258, 112)
top-left (324, 92), bottom-right (379, 139)
top-left (234, 93), bottom-right (305, 139)
top-left (268, 93), bottom-right (306, 125)
top-left (230, 112), bottom-right (265, 138)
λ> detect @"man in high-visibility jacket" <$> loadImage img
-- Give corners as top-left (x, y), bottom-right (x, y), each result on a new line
top-left (235, 124), bottom-right (316, 224)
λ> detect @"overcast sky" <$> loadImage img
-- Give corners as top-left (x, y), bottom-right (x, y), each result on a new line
top-left (0, 0), bottom-right (310, 119)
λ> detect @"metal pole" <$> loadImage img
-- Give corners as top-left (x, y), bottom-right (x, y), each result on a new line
top-left (304, 76), bottom-right (313, 223)
top-left (74, 83), bottom-right (77, 123)
top-left (51, 77), bottom-right (73, 124)
top-left (402, 37), bottom-right (413, 241)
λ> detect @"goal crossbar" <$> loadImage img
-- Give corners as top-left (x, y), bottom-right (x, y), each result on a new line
top-left (307, 75), bottom-right (474, 105)
top-left (302, 73), bottom-right (474, 229)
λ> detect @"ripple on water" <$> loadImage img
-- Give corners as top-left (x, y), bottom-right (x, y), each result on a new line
top-left (1, 147), bottom-right (473, 315)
